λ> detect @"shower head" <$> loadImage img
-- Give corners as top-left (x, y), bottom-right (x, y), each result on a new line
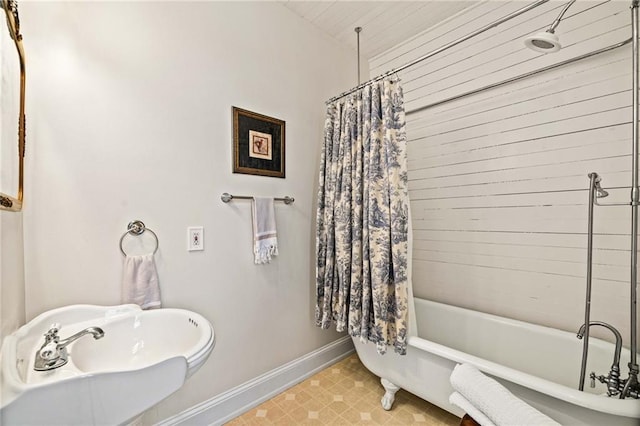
top-left (524, 31), bottom-right (561, 53)
top-left (524, 0), bottom-right (576, 53)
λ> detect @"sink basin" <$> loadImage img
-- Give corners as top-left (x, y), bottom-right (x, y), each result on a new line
top-left (71, 308), bottom-right (213, 376)
top-left (0, 304), bottom-right (215, 425)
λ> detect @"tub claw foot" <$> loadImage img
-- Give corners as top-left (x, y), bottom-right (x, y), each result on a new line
top-left (380, 378), bottom-right (400, 411)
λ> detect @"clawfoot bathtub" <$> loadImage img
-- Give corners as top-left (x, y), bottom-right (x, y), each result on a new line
top-left (353, 298), bottom-right (640, 426)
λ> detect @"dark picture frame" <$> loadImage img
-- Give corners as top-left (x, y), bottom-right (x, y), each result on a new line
top-left (232, 107), bottom-right (285, 178)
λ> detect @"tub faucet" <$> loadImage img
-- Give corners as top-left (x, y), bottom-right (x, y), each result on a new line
top-left (34, 323), bottom-right (105, 371)
top-left (577, 321), bottom-right (622, 396)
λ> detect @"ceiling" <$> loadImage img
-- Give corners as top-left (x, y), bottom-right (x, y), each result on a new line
top-left (279, 1), bottom-right (479, 60)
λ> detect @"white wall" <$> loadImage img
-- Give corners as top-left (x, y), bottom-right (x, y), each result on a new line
top-left (0, 212), bottom-right (25, 343)
top-left (0, 7), bottom-right (25, 344)
top-left (371, 0), bottom-right (638, 344)
top-left (20, 1), bottom-right (355, 421)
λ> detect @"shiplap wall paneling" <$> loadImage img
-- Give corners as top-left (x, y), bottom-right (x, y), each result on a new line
top-left (370, 0), bottom-right (637, 343)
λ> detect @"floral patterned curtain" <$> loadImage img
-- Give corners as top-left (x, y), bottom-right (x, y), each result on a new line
top-left (315, 78), bottom-right (409, 355)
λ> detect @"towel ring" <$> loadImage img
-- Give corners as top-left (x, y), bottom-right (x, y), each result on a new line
top-left (119, 220), bottom-right (159, 256)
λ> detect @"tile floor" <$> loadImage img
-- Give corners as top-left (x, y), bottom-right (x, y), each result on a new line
top-left (225, 353), bottom-right (459, 425)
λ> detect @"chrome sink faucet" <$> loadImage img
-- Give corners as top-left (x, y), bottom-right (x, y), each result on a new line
top-left (34, 323), bottom-right (105, 371)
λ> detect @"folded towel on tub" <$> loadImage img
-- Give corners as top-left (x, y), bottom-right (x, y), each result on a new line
top-left (252, 197), bottom-right (278, 264)
top-left (121, 253), bottom-right (161, 309)
top-left (449, 392), bottom-right (495, 426)
top-left (449, 363), bottom-right (560, 426)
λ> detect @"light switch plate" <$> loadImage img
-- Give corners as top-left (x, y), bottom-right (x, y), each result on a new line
top-left (188, 226), bottom-right (204, 251)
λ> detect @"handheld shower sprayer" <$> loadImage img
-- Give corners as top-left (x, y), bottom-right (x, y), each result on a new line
top-left (595, 182), bottom-right (609, 198)
top-left (592, 175), bottom-right (609, 198)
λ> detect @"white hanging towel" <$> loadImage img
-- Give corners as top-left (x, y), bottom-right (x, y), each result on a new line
top-left (449, 363), bottom-right (560, 426)
top-left (252, 197), bottom-right (278, 264)
top-left (121, 253), bottom-right (161, 309)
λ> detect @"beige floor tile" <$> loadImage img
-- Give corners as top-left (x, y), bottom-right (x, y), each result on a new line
top-left (327, 400), bottom-right (351, 415)
top-left (314, 408), bottom-right (341, 424)
top-left (269, 415), bottom-right (299, 426)
top-left (317, 374), bottom-right (339, 387)
top-left (368, 406), bottom-right (393, 424)
top-left (287, 405), bottom-right (315, 423)
top-left (342, 386), bottom-right (366, 402)
top-left (339, 373), bottom-right (361, 385)
top-left (279, 387), bottom-right (313, 406)
top-left (271, 392), bottom-right (298, 411)
top-left (229, 354), bottom-right (458, 426)
top-left (357, 388), bottom-right (383, 406)
top-left (327, 380), bottom-right (351, 395)
top-left (259, 401), bottom-right (288, 422)
top-left (385, 407), bottom-right (425, 425)
top-left (311, 387), bottom-right (338, 406)
top-left (340, 406), bottom-right (370, 424)
top-left (302, 395), bottom-right (328, 412)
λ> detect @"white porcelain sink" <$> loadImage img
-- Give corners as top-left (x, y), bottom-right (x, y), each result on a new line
top-left (0, 304), bottom-right (215, 425)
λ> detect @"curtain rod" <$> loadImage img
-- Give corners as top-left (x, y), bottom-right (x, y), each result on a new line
top-left (407, 37), bottom-right (632, 114)
top-left (326, 0), bottom-right (550, 105)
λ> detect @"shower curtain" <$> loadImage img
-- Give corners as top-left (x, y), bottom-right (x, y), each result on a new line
top-left (315, 78), bottom-right (409, 355)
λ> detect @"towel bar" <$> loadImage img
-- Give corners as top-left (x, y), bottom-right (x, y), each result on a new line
top-left (221, 192), bottom-right (294, 205)
top-left (119, 220), bottom-right (159, 256)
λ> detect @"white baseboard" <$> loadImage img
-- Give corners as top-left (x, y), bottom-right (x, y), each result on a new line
top-left (157, 336), bottom-right (354, 426)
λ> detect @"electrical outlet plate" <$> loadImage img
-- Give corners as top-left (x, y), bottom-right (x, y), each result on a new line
top-left (188, 227), bottom-right (204, 251)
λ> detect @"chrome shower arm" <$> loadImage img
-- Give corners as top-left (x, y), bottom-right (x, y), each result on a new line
top-left (548, 0), bottom-right (577, 33)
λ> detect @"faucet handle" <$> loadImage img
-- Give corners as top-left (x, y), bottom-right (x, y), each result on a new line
top-left (49, 323), bottom-right (61, 332)
top-left (590, 372), bottom-right (597, 388)
top-left (43, 323), bottom-right (61, 342)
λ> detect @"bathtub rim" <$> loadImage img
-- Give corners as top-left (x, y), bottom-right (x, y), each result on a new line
top-left (408, 298), bottom-right (640, 419)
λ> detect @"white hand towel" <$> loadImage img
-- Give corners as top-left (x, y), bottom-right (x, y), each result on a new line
top-left (449, 392), bottom-right (495, 426)
top-left (121, 253), bottom-right (161, 309)
top-left (252, 197), bottom-right (278, 264)
top-left (450, 363), bottom-right (560, 426)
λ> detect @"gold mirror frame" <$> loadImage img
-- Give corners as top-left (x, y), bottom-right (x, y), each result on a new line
top-left (0, 0), bottom-right (25, 212)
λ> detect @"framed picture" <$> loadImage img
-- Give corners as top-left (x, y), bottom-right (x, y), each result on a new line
top-left (232, 107), bottom-right (285, 178)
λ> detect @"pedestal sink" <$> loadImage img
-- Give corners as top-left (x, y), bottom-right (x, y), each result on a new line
top-left (0, 304), bottom-right (215, 425)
